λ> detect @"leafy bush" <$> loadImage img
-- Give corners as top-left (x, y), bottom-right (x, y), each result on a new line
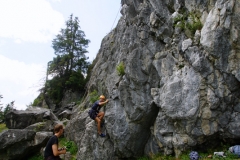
top-left (65, 141), bottom-right (78, 154)
top-left (28, 154), bottom-right (43, 160)
top-left (89, 90), bottom-right (99, 103)
top-left (59, 137), bottom-right (78, 155)
top-left (0, 123), bottom-right (7, 133)
top-left (173, 14), bottom-right (186, 30)
top-left (0, 101), bottom-right (15, 123)
top-left (186, 12), bottom-right (202, 34)
top-left (32, 93), bottom-right (44, 106)
top-left (116, 62), bottom-right (125, 76)
top-left (33, 122), bottom-right (45, 132)
top-left (173, 12), bottom-right (202, 36)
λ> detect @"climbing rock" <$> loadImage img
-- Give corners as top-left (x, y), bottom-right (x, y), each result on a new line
top-left (65, 0), bottom-right (240, 159)
top-left (5, 107), bottom-right (54, 129)
top-left (0, 129), bottom-right (52, 160)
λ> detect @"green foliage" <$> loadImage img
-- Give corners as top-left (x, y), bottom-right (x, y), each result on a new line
top-left (76, 99), bottom-right (82, 105)
top-left (178, 64), bottom-right (185, 69)
top-left (50, 14), bottom-right (90, 76)
top-left (173, 14), bottom-right (186, 30)
top-left (59, 137), bottom-right (78, 155)
top-left (65, 70), bottom-right (86, 89)
top-left (138, 156), bottom-right (149, 160)
top-left (138, 143), bottom-right (240, 160)
top-left (28, 154), bottom-right (43, 160)
top-left (33, 122), bottom-right (45, 132)
top-left (224, 151), bottom-right (240, 159)
top-left (185, 12), bottom-right (203, 35)
top-left (65, 141), bottom-right (78, 155)
top-left (173, 12), bottom-right (202, 36)
top-left (32, 93), bottom-right (44, 106)
top-left (89, 90), bottom-right (99, 103)
top-left (0, 123), bottom-right (7, 133)
top-left (44, 14), bottom-right (91, 106)
top-left (63, 121), bottom-right (68, 126)
top-left (46, 76), bottom-right (65, 104)
top-left (116, 62), bottom-right (125, 76)
top-left (0, 100), bottom-right (15, 123)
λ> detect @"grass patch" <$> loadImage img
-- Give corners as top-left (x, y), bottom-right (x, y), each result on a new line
top-left (59, 137), bottom-right (78, 155)
top-left (0, 123), bottom-right (7, 133)
top-left (137, 151), bottom-right (240, 160)
top-left (33, 122), bottom-right (45, 132)
top-left (173, 12), bottom-right (202, 37)
top-left (116, 62), bottom-right (125, 76)
top-left (186, 12), bottom-right (202, 35)
top-left (28, 153), bottom-right (43, 160)
top-left (89, 90), bottom-right (99, 103)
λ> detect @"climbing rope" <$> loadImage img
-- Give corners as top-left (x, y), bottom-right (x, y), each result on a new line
top-left (110, 6), bottom-right (121, 31)
top-left (79, 5), bottom-right (122, 105)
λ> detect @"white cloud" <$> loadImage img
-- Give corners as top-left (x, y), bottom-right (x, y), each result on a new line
top-left (0, 54), bottom-right (46, 110)
top-left (0, 55), bottom-right (45, 86)
top-left (0, 40), bottom-right (6, 47)
top-left (50, 0), bottom-right (61, 2)
top-left (0, 0), bottom-right (64, 43)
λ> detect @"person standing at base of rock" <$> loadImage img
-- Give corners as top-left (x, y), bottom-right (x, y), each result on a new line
top-left (88, 95), bottom-right (109, 137)
top-left (44, 124), bottom-right (66, 160)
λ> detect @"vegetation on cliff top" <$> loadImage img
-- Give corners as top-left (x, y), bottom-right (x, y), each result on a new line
top-left (0, 94), bottom-right (15, 123)
top-left (33, 14), bottom-right (91, 106)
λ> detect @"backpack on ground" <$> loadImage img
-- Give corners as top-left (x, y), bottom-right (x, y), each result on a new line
top-left (189, 151), bottom-right (200, 160)
top-left (229, 145), bottom-right (240, 157)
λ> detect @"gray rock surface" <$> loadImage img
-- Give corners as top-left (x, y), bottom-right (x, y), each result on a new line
top-left (0, 129), bottom-right (52, 160)
top-left (5, 107), bottom-right (57, 129)
top-left (43, 90), bottom-right (78, 119)
top-left (65, 0), bottom-right (240, 159)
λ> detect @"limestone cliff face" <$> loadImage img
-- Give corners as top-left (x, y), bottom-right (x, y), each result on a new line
top-left (65, 0), bottom-right (240, 159)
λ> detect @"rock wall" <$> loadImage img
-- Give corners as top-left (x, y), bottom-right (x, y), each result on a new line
top-left (65, 0), bottom-right (240, 159)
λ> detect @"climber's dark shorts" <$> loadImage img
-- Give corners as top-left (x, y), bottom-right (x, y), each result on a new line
top-left (88, 109), bottom-right (98, 120)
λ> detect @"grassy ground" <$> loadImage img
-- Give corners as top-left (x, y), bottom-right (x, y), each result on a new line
top-left (138, 149), bottom-right (240, 160)
top-left (59, 137), bottom-right (78, 159)
top-left (28, 154), bottom-right (43, 160)
top-left (138, 153), bottom-right (240, 160)
top-left (28, 137), bottom-right (78, 160)
top-left (0, 123), bottom-right (8, 133)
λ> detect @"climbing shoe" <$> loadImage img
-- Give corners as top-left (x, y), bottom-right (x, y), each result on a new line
top-left (99, 133), bottom-right (106, 137)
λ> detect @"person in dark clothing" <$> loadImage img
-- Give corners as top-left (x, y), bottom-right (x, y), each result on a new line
top-left (44, 124), bottom-right (66, 160)
top-left (89, 95), bottom-right (109, 137)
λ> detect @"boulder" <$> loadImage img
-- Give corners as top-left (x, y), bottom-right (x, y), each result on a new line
top-left (25, 120), bottom-right (58, 132)
top-left (5, 107), bottom-right (57, 129)
top-left (0, 129), bottom-right (52, 160)
top-left (58, 109), bottom-right (72, 120)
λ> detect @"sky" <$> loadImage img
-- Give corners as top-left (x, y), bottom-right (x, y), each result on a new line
top-left (0, 0), bottom-right (122, 110)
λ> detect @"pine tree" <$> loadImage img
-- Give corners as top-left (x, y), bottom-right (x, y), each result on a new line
top-left (50, 14), bottom-right (90, 76)
top-left (45, 14), bottom-right (90, 104)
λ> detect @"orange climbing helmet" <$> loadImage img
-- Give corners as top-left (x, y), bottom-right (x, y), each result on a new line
top-left (99, 95), bottom-right (105, 100)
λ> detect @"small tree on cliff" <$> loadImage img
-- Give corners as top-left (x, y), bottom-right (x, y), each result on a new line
top-left (0, 95), bottom-right (15, 123)
top-left (50, 14), bottom-right (90, 76)
top-left (0, 95), bottom-right (3, 122)
top-left (45, 14), bottom-right (90, 104)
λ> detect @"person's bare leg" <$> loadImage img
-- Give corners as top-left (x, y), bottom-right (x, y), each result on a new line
top-left (95, 117), bottom-right (101, 134)
top-left (98, 112), bottom-right (104, 121)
